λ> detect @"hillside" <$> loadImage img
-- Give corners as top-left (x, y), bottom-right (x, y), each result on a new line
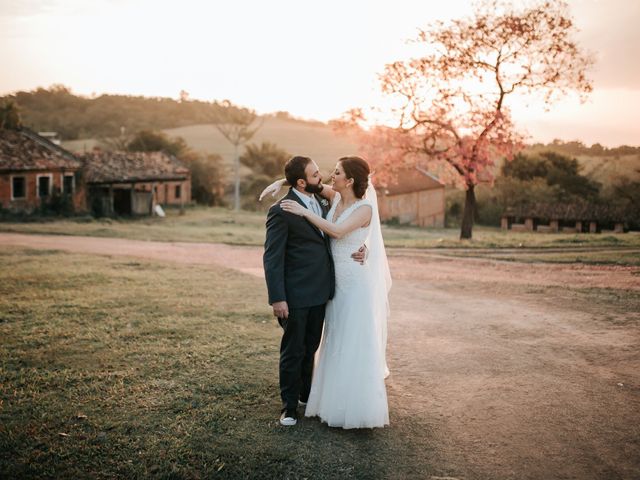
top-left (486, 148), bottom-right (640, 187)
top-left (63, 129), bottom-right (640, 186)
top-left (4, 85), bottom-right (245, 140)
top-left (575, 154), bottom-right (640, 184)
top-left (63, 118), bottom-right (360, 173)
top-left (521, 149), bottom-right (640, 185)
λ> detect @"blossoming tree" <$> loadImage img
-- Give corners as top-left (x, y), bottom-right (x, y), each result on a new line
top-left (346, 0), bottom-right (593, 239)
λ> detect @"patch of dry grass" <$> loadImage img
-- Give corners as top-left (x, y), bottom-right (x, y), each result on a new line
top-left (433, 248), bottom-right (640, 266)
top-left (0, 247), bottom-right (434, 479)
top-left (0, 207), bottom-right (268, 246)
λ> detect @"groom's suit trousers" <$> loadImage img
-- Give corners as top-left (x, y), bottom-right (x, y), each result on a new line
top-left (278, 304), bottom-right (325, 410)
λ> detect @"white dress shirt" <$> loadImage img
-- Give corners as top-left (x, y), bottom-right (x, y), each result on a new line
top-left (291, 188), bottom-right (322, 215)
top-left (291, 188), bottom-right (324, 234)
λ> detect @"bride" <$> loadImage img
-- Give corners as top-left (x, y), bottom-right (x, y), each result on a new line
top-left (270, 156), bottom-right (392, 429)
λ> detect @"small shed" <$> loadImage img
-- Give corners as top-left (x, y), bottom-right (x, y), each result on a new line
top-left (81, 151), bottom-right (191, 216)
top-left (376, 166), bottom-right (445, 227)
top-left (501, 203), bottom-right (632, 233)
top-left (0, 127), bottom-right (85, 213)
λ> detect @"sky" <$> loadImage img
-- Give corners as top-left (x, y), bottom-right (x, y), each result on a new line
top-left (0, 0), bottom-right (639, 146)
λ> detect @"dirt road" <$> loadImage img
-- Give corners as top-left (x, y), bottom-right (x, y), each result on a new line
top-left (2, 233), bottom-right (638, 479)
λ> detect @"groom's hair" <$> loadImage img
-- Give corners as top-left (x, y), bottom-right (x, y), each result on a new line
top-left (284, 156), bottom-right (312, 188)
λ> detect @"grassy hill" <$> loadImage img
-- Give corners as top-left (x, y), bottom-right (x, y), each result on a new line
top-left (63, 125), bottom-right (639, 187)
top-left (573, 154), bottom-right (640, 184)
top-left (62, 117), bottom-right (359, 174)
top-left (491, 149), bottom-right (640, 186)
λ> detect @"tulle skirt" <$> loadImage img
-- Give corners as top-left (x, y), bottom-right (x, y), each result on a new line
top-left (305, 264), bottom-right (389, 429)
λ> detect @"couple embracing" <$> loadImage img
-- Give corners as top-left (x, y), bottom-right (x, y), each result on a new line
top-left (262, 155), bottom-right (391, 429)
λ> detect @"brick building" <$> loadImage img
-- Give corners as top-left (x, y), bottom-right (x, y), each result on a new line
top-left (81, 151), bottom-right (191, 216)
top-left (0, 128), bottom-right (85, 213)
top-left (377, 166), bottom-right (445, 227)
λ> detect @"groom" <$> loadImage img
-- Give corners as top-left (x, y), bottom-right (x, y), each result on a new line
top-left (263, 155), bottom-right (364, 426)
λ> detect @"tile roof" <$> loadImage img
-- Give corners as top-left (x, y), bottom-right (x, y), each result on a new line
top-left (504, 202), bottom-right (634, 223)
top-left (0, 128), bottom-right (82, 172)
top-left (378, 166), bottom-right (444, 196)
top-left (80, 150), bottom-right (190, 184)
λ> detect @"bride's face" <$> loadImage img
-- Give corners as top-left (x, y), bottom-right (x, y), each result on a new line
top-left (330, 162), bottom-right (352, 192)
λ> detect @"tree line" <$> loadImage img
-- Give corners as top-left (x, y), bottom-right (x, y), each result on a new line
top-left (1, 85), bottom-right (247, 140)
top-left (528, 140), bottom-right (640, 158)
top-left (448, 151), bottom-right (640, 229)
top-left (0, 86), bottom-right (327, 142)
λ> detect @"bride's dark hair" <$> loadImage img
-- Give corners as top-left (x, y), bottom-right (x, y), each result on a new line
top-left (339, 156), bottom-right (370, 198)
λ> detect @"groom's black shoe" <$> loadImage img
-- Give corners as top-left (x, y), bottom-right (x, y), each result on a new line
top-left (279, 408), bottom-right (298, 426)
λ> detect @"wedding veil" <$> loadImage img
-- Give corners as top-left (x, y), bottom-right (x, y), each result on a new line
top-left (365, 179), bottom-right (392, 378)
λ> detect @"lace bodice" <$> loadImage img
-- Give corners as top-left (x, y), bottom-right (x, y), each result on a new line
top-left (327, 194), bottom-right (373, 288)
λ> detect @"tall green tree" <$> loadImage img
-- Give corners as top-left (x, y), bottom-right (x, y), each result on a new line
top-left (186, 153), bottom-right (228, 207)
top-left (503, 152), bottom-right (601, 201)
top-left (240, 142), bottom-right (289, 178)
top-left (239, 142), bottom-right (290, 209)
top-left (601, 173), bottom-right (640, 229)
top-left (126, 130), bottom-right (188, 156)
top-left (2, 85), bottom-right (250, 139)
top-left (0, 99), bottom-right (22, 130)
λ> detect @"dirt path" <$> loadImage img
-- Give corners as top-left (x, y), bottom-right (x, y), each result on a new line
top-left (0, 232), bottom-right (264, 277)
top-left (2, 233), bottom-right (639, 479)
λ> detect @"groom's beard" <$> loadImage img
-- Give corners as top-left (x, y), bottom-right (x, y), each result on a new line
top-left (305, 183), bottom-right (323, 194)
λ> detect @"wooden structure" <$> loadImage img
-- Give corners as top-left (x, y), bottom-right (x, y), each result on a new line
top-left (0, 128), bottom-right (85, 213)
top-left (376, 166), bottom-right (445, 227)
top-left (501, 203), bottom-right (632, 234)
top-left (81, 151), bottom-right (191, 217)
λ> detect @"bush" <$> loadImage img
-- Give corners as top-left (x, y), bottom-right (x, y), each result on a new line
top-left (502, 152), bottom-right (600, 202)
top-left (239, 142), bottom-right (290, 211)
top-left (185, 153), bottom-right (228, 206)
top-left (473, 178), bottom-right (563, 227)
top-left (39, 190), bottom-right (75, 217)
top-left (445, 190), bottom-right (464, 227)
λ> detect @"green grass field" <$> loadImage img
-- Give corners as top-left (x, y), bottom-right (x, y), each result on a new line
top-left (1, 206), bottom-right (639, 263)
top-left (0, 246), bottom-right (435, 479)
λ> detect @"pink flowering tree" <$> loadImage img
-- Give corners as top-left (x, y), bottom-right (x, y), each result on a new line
top-left (340, 0), bottom-right (593, 239)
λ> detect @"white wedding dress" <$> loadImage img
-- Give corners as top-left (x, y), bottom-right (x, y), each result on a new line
top-left (304, 192), bottom-right (390, 429)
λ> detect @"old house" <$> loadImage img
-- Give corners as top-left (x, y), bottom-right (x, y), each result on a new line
top-left (376, 166), bottom-right (445, 227)
top-left (0, 128), bottom-right (85, 213)
top-left (81, 151), bottom-right (191, 216)
top-left (501, 203), bottom-right (632, 233)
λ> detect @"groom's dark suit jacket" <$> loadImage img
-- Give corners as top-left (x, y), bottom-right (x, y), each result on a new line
top-left (263, 188), bottom-right (335, 309)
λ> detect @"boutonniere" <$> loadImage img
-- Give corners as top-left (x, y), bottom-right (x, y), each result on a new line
top-left (320, 199), bottom-right (329, 208)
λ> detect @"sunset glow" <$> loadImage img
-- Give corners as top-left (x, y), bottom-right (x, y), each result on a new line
top-left (1, 0), bottom-right (638, 146)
